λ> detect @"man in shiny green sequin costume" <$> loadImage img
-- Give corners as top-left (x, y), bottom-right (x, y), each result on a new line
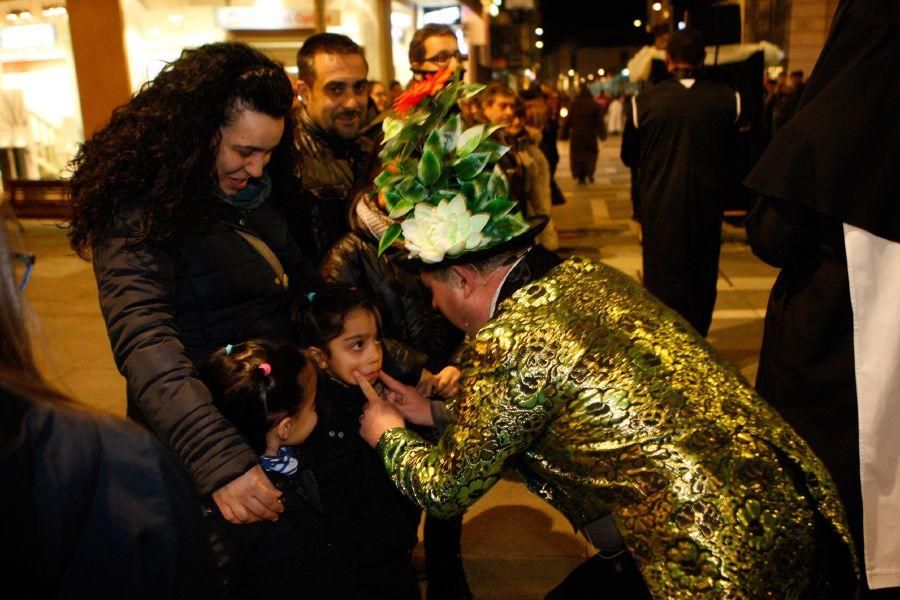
top-left (358, 241), bottom-right (857, 599)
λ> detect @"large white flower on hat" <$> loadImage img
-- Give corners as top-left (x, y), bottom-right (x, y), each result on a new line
top-left (400, 194), bottom-right (491, 263)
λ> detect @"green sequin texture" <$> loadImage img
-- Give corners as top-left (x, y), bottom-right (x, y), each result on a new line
top-left (377, 258), bottom-right (856, 599)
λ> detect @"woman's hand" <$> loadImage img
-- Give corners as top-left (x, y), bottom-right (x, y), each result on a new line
top-left (431, 366), bottom-right (461, 398)
top-left (379, 370), bottom-right (435, 426)
top-left (212, 465), bottom-right (284, 524)
top-left (356, 370), bottom-right (406, 447)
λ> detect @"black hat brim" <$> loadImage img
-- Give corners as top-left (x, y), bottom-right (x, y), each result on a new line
top-left (414, 215), bottom-right (549, 270)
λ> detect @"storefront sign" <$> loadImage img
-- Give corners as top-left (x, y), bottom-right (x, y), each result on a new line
top-left (215, 7), bottom-right (339, 30)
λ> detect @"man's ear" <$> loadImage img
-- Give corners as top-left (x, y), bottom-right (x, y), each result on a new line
top-left (451, 264), bottom-right (480, 299)
top-left (295, 79), bottom-right (310, 103)
top-left (308, 346), bottom-right (329, 370)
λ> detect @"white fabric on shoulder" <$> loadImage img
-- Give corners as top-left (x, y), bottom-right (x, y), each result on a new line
top-left (843, 223), bottom-right (900, 589)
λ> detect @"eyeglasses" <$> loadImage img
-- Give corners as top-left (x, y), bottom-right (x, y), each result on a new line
top-left (12, 251), bottom-right (35, 291)
top-left (422, 51), bottom-right (468, 66)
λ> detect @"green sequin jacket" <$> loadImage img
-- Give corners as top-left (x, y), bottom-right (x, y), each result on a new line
top-left (377, 258), bottom-right (856, 598)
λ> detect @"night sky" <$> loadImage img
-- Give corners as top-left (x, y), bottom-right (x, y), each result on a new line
top-left (540, 0), bottom-right (653, 49)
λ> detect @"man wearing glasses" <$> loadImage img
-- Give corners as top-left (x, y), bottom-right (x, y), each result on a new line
top-left (408, 24), bottom-right (467, 81)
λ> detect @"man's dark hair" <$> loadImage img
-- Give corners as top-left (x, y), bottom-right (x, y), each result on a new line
top-left (480, 82), bottom-right (516, 107)
top-left (667, 27), bottom-right (706, 67)
top-left (296, 32), bottom-right (366, 85)
top-left (408, 24), bottom-right (456, 64)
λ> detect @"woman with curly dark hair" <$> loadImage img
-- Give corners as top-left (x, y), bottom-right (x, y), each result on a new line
top-left (68, 42), bottom-right (318, 527)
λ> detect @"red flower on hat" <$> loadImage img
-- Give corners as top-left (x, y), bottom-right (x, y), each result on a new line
top-left (393, 67), bottom-right (454, 117)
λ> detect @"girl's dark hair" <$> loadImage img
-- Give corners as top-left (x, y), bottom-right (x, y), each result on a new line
top-left (294, 284), bottom-right (381, 350)
top-left (202, 340), bottom-right (312, 455)
top-left (67, 42), bottom-right (297, 257)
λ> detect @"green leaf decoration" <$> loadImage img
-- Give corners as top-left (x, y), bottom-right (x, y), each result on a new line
top-left (377, 223), bottom-right (402, 256)
top-left (460, 83), bottom-right (486, 99)
top-left (374, 169), bottom-right (400, 190)
top-left (475, 139), bottom-right (509, 162)
top-left (482, 198), bottom-right (517, 218)
top-left (439, 113), bottom-right (462, 154)
top-left (382, 117), bottom-right (403, 142)
top-left (399, 178), bottom-right (427, 203)
top-left (425, 129), bottom-right (443, 158)
top-left (388, 198), bottom-right (415, 219)
top-left (483, 123), bottom-right (506, 140)
top-left (418, 148), bottom-right (441, 186)
top-left (456, 124), bottom-right (485, 158)
top-left (453, 152), bottom-right (490, 181)
top-left (486, 171), bottom-right (509, 200)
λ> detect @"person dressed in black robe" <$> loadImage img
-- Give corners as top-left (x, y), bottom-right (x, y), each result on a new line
top-left (744, 0), bottom-right (900, 594)
top-left (632, 27), bottom-right (740, 336)
top-left (561, 86), bottom-right (602, 184)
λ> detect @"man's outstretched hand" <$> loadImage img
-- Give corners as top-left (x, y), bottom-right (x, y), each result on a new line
top-left (356, 370), bottom-right (406, 447)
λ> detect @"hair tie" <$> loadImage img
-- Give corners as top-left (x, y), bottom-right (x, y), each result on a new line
top-left (225, 344), bottom-right (234, 356)
top-left (258, 363), bottom-right (272, 377)
top-left (307, 291), bottom-right (316, 302)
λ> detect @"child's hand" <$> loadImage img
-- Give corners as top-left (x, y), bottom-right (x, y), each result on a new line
top-left (431, 366), bottom-right (461, 398)
top-left (416, 369), bottom-right (435, 397)
top-left (356, 370), bottom-right (405, 447)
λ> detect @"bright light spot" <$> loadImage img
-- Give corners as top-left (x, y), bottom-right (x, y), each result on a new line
top-left (622, 68), bottom-right (630, 77)
top-left (535, 27), bottom-right (543, 36)
top-left (535, 40), bottom-right (544, 49)
top-left (677, 21), bottom-right (686, 30)
top-left (560, 107), bottom-right (569, 119)
top-left (148, 27), bottom-right (162, 36)
top-left (587, 74), bottom-right (594, 81)
top-left (597, 68), bottom-right (605, 76)
top-left (663, 10), bottom-right (670, 18)
top-left (651, 2), bottom-right (662, 11)
top-left (567, 69), bottom-right (575, 77)
top-left (5, 13), bottom-right (17, 21)
top-left (492, 0), bottom-right (502, 6)
top-left (168, 14), bottom-right (184, 23)
top-left (633, 19), bottom-right (642, 27)
top-left (579, 77), bottom-right (585, 83)
top-left (488, 4), bottom-right (499, 16)
top-left (19, 10), bottom-right (32, 19)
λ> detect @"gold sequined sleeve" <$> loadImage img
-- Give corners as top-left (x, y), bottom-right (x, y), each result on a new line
top-left (377, 355), bottom-right (554, 518)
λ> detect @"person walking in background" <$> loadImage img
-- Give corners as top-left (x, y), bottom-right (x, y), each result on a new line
top-left (606, 94), bottom-right (625, 135)
top-left (561, 85), bottom-right (602, 184)
top-left (745, 0), bottom-right (900, 594)
top-left (632, 27), bottom-right (740, 336)
top-left (67, 42), bottom-right (318, 527)
top-left (288, 33), bottom-right (372, 266)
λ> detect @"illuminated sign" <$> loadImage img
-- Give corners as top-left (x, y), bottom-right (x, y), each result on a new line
top-left (215, 7), bottom-right (339, 30)
top-left (422, 6), bottom-right (461, 25)
top-left (0, 23), bottom-right (56, 50)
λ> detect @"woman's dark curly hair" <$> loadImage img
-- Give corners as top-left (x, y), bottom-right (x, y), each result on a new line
top-left (67, 42), bottom-right (297, 257)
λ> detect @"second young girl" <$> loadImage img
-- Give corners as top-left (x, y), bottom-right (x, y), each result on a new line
top-left (296, 284), bottom-right (422, 600)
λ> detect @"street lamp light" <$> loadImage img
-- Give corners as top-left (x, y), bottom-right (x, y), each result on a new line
top-left (651, 2), bottom-right (662, 11)
top-left (633, 19), bottom-right (642, 27)
top-left (535, 27), bottom-right (543, 36)
top-left (488, 3), bottom-right (499, 16)
top-left (535, 40), bottom-right (544, 49)
top-left (567, 69), bottom-right (575, 77)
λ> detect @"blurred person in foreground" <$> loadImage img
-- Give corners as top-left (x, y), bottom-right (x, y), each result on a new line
top-left (0, 220), bottom-right (219, 597)
top-left (67, 43), bottom-right (317, 528)
top-left (357, 70), bottom-right (857, 600)
top-left (631, 27), bottom-right (740, 336)
top-left (745, 0), bottom-right (900, 595)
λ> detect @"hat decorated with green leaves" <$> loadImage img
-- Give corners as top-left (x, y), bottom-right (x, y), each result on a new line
top-left (375, 68), bottom-right (543, 265)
